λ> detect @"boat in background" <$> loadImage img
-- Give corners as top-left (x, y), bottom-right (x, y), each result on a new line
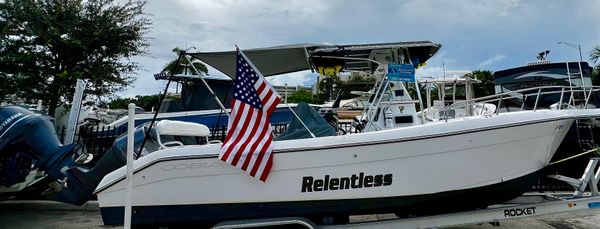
top-left (494, 60), bottom-right (596, 111)
top-left (493, 59), bottom-right (600, 187)
top-left (106, 74), bottom-right (297, 129)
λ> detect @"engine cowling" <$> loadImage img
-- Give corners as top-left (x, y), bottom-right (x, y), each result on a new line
top-left (0, 106), bottom-right (78, 185)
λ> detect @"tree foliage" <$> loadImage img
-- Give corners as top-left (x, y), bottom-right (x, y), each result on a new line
top-left (469, 70), bottom-right (495, 97)
top-left (590, 46), bottom-right (600, 67)
top-left (108, 94), bottom-right (180, 111)
top-left (0, 0), bottom-right (151, 115)
top-left (591, 46), bottom-right (600, 86)
top-left (162, 47), bottom-right (208, 75)
top-left (318, 75), bottom-right (340, 101)
top-left (108, 97), bottom-right (137, 110)
top-left (287, 90), bottom-right (314, 104)
top-left (336, 74), bottom-right (376, 100)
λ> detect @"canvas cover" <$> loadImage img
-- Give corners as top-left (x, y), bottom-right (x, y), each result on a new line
top-left (276, 102), bottom-right (336, 141)
top-left (180, 80), bottom-right (232, 111)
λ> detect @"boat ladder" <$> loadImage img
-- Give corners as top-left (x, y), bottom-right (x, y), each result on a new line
top-left (576, 119), bottom-right (599, 150)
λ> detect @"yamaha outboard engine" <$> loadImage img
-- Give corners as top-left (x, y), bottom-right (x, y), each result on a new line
top-left (1, 105), bottom-right (191, 205)
top-left (0, 106), bottom-right (79, 190)
top-left (53, 126), bottom-right (149, 205)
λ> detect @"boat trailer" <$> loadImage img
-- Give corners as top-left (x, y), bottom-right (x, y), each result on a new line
top-left (213, 158), bottom-right (600, 229)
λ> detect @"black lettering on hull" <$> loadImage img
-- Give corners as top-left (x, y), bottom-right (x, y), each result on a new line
top-left (301, 172), bottom-right (393, 193)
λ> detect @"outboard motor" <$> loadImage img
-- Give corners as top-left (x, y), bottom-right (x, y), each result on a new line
top-left (0, 105), bottom-right (198, 205)
top-left (52, 126), bottom-right (149, 205)
top-left (0, 106), bottom-right (79, 189)
top-left (318, 108), bottom-right (339, 131)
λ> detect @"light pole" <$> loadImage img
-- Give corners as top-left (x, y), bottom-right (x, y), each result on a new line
top-left (557, 41), bottom-right (583, 62)
top-left (284, 83), bottom-right (288, 103)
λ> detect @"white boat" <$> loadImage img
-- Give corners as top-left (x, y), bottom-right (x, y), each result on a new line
top-left (89, 41), bottom-right (600, 225)
top-left (96, 109), bottom-right (580, 225)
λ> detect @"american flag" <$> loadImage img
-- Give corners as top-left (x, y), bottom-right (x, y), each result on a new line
top-left (219, 49), bottom-right (281, 181)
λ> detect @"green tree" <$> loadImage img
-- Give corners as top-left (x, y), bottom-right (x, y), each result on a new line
top-left (0, 72), bottom-right (16, 102)
top-left (287, 90), bottom-right (314, 103)
top-left (469, 70), bottom-right (495, 97)
top-left (134, 94), bottom-right (162, 111)
top-left (162, 47), bottom-right (208, 75)
top-left (590, 46), bottom-right (600, 85)
top-left (335, 73), bottom-right (376, 100)
top-left (0, 0), bottom-right (151, 116)
top-left (109, 94), bottom-right (179, 111)
top-left (318, 75), bottom-right (340, 101)
top-left (590, 46), bottom-right (600, 67)
top-left (108, 97), bottom-right (136, 109)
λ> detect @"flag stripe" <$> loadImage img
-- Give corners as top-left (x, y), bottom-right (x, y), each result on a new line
top-left (243, 123), bottom-right (271, 171)
top-left (224, 105), bottom-right (252, 165)
top-left (259, 154), bottom-right (274, 181)
top-left (220, 102), bottom-right (250, 162)
top-left (219, 49), bottom-right (280, 182)
top-left (249, 133), bottom-right (274, 177)
top-left (230, 108), bottom-right (260, 166)
top-left (240, 111), bottom-right (267, 170)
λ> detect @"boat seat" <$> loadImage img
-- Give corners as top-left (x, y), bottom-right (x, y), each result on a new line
top-left (155, 120), bottom-right (212, 149)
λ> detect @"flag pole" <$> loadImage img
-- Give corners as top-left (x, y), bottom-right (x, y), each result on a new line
top-left (237, 47), bottom-right (316, 138)
top-left (182, 52), bottom-right (230, 118)
top-left (124, 103), bottom-right (135, 229)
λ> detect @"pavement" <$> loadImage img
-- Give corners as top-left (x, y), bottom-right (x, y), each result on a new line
top-left (0, 200), bottom-right (107, 228)
top-left (1, 200), bottom-right (600, 228)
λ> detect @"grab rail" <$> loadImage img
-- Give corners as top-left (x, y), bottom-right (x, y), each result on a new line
top-left (441, 86), bottom-right (600, 121)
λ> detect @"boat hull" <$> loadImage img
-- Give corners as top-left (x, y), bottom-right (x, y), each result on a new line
top-left (95, 110), bottom-right (576, 225)
top-left (99, 169), bottom-right (542, 225)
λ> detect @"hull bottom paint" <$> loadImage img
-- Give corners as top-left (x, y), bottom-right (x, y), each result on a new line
top-left (100, 170), bottom-right (541, 226)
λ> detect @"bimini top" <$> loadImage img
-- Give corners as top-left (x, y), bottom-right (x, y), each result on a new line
top-left (189, 41), bottom-right (441, 78)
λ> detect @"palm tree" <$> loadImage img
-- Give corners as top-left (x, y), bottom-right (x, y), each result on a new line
top-left (590, 46), bottom-right (600, 67)
top-left (590, 46), bottom-right (600, 86)
top-left (162, 48), bottom-right (208, 76)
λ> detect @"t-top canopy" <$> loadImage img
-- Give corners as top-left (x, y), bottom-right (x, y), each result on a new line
top-left (189, 41), bottom-right (441, 78)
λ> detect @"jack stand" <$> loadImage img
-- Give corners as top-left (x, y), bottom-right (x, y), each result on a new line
top-left (548, 157), bottom-right (600, 197)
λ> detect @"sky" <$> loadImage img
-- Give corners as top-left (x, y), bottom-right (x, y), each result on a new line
top-left (119, 0), bottom-right (600, 97)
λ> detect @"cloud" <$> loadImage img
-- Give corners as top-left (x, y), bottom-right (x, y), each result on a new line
top-left (266, 71), bottom-right (318, 87)
top-left (416, 66), bottom-right (444, 79)
top-left (117, 0), bottom-right (600, 98)
top-left (478, 54), bottom-right (507, 67)
top-left (416, 66), bottom-right (471, 79)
